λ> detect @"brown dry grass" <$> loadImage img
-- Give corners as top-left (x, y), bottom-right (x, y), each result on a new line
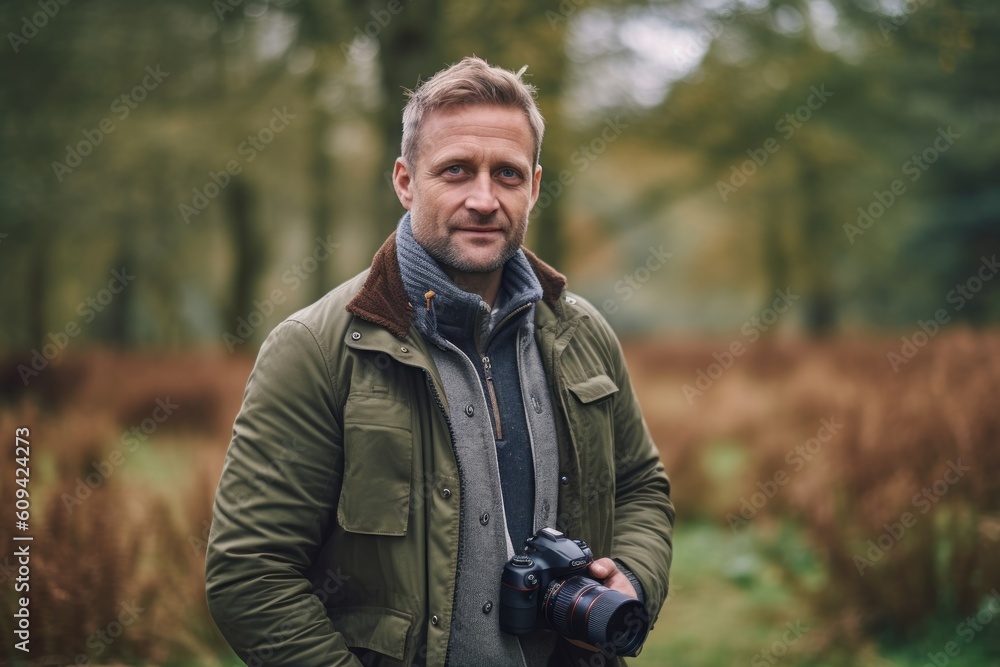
top-left (0, 350), bottom-right (254, 664)
top-left (1, 331), bottom-right (998, 660)
top-left (628, 329), bottom-right (1000, 639)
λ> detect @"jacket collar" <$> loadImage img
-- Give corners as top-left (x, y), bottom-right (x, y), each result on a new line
top-left (347, 231), bottom-right (567, 339)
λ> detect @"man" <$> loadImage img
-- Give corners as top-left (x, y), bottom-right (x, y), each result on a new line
top-left (206, 56), bottom-right (673, 667)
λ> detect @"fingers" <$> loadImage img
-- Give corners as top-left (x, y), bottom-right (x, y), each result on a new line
top-left (604, 571), bottom-right (638, 598)
top-left (588, 557), bottom-right (617, 579)
top-left (587, 558), bottom-right (638, 599)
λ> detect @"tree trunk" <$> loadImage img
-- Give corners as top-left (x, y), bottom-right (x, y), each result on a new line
top-left (373, 0), bottom-right (446, 241)
top-left (225, 180), bottom-right (264, 332)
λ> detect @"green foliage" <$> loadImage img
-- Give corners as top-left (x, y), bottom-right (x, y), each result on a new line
top-left (2, 0), bottom-right (998, 348)
top-left (0, 0), bottom-right (1000, 349)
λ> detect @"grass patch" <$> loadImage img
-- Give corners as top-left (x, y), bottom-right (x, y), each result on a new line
top-left (633, 520), bottom-right (817, 667)
top-left (632, 521), bottom-right (1000, 667)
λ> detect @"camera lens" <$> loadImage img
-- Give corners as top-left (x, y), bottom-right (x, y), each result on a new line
top-left (543, 576), bottom-right (649, 656)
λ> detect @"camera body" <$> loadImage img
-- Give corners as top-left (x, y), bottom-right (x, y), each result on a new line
top-left (499, 527), bottom-right (649, 656)
top-left (499, 527), bottom-right (594, 634)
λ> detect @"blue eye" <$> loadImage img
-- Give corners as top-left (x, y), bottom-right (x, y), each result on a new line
top-left (445, 165), bottom-right (463, 175)
top-left (499, 168), bottom-right (518, 179)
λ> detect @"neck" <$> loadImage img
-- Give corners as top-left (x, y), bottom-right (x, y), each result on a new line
top-left (443, 267), bottom-right (503, 307)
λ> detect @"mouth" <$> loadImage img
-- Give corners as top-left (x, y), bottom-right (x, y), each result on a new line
top-left (454, 226), bottom-right (503, 236)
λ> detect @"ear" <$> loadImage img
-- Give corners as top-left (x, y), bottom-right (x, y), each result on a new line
top-left (393, 158), bottom-right (414, 210)
top-left (529, 164), bottom-right (542, 209)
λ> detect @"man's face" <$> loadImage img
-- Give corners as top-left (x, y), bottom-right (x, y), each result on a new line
top-left (393, 104), bottom-right (542, 276)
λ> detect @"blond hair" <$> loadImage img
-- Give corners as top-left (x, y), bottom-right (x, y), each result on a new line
top-left (401, 56), bottom-right (545, 167)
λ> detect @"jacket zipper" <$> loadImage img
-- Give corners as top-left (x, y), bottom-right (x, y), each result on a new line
top-left (475, 301), bottom-right (532, 442)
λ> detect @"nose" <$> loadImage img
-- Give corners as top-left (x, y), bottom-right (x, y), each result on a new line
top-left (465, 171), bottom-right (499, 216)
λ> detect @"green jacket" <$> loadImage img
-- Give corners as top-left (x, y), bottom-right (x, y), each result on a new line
top-left (206, 234), bottom-right (674, 666)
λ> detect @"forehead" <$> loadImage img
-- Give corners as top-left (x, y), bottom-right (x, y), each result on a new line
top-left (417, 104), bottom-right (534, 167)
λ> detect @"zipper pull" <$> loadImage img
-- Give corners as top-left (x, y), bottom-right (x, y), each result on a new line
top-left (482, 356), bottom-right (493, 379)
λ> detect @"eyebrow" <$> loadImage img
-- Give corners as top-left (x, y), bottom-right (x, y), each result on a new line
top-left (428, 151), bottom-right (531, 172)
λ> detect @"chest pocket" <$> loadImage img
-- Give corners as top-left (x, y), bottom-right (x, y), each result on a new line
top-left (564, 373), bottom-right (619, 544)
top-left (338, 393), bottom-right (413, 536)
top-left (566, 372), bottom-right (619, 461)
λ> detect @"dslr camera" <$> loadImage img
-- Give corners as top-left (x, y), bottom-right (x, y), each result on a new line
top-left (499, 527), bottom-right (650, 656)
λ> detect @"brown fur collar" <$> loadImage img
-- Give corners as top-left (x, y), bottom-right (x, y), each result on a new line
top-left (346, 232), bottom-right (567, 339)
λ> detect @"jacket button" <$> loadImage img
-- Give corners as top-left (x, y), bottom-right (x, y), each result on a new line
top-left (482, 601), bottom-right (493, 614)
top-left (441, 488), bottom-right (451, 499)
top-left (465, 404), bottom-right (475, 417)
top-left (431, 615), bottom-right (440, 625)
top-left (559, 475), bottom-right (569, 486)
top-left (480, 512), bottom-right (489, 525)
top-left (400, 346), bottom-right (409, 353)
top-left (565, 296), bottom-right (577, 305)
top-left (350, 331), bottom-right (361, 341)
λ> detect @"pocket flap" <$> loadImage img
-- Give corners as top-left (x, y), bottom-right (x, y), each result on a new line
top-left (567, 373), bottom-right (619, 403)
top-left (328, 606), bottom-right (413, 661)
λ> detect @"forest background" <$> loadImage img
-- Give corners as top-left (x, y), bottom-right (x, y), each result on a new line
top-left (1, 0), bottom-right (999, 665)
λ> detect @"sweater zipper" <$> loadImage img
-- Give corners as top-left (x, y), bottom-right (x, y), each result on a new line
top-left (480, 355), bottom-right (503, 440)
top-left (476, 301), bottom-right (532, 442)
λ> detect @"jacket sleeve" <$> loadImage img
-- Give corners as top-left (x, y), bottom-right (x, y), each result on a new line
top-left (205, 320), bottom-right (361, 666)
top-left (588, 304), bottom-right (675, 627)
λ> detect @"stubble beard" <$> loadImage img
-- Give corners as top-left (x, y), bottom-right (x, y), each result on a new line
top-left (417, 213), bottom-right (528, 275)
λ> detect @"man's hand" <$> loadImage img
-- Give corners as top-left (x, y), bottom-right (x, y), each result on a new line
top-left (587, 558), bottom-right (638, 599)
top-left (565, 558), bottom-right (639, 653)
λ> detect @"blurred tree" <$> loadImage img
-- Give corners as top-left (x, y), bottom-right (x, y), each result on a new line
top-left (595, 0), bottom-right (1000, 334)
top-left (2, 0), bottom-right (998, 350)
